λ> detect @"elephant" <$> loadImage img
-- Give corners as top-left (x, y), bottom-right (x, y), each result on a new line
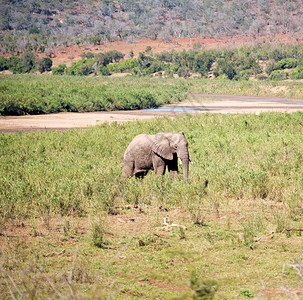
top-left (122, 131), bottom-right (189, 181)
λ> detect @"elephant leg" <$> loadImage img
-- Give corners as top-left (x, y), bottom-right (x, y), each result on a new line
top-left (135, 170), bottom-right (148, 179)
top-left (152, 155), bottom-right (166, 176)
top-left (122, 160), bottom-right (135, 178)
top-left (168, 153), bottom-right (178, 179)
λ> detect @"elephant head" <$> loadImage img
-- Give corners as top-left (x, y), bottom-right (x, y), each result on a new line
top-left (152, 131), bottom-right (189, 181)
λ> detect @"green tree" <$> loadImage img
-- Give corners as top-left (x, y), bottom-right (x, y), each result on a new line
top-left (10, 52), bottom-right (36, 73)
top-left (269, 70), bottom-right (288, 80)
top-left (52, 64), bottom-right (67, 75)
top-left (38, 58), bottom-right (53, 73)
top-left (214, 59), bottom-right (237, 80)
top-left (8, 56), bottom-right (21, 70)
top-left (290, 66), bottom-right (303, 79)
top-left (275, 58), bottom-right (298, 70)
top-left (0, 57), bottom-right (8, 71)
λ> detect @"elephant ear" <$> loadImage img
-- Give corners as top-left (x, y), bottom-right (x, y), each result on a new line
top-left (152, 134), bottom-right (173, 160)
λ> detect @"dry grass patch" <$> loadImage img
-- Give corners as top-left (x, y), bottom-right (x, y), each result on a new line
top-left (1, 202), bottom-right (303, 299)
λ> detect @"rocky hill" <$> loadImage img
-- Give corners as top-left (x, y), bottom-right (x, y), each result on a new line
top-left (1, 0), bottom-right (303, 55)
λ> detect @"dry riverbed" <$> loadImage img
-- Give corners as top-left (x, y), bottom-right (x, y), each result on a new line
top-left (1, 94), bottom-right (303, 132)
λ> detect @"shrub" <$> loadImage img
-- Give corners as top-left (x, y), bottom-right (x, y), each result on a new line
top-left (177, 66), bottom-right (191, 78)
top-left (270, 48), bottom-right (286, 62)
top-left (265, 61), bottom-right (276, 75)
top-left (38, 57), bottom-right (53, 73)
top-left (39, 45), bottom-right (45, 53)
top-left (80, 52), bottom-right (95, 59)
top-left (0, 56), bottom-right (8, 71)
top-left (91, 218), bottom-right (105, 248)
top-left (89, 35), bottom-right (103, 45)
top-left (239, 289), bottom-right (254, 298)
top-left (233, 70), bottom-right (250, 81)
top-left (268, 70), bottom-right (288, 80)
top-left (66, 60), bottom-right (94, 76)
top-left (52, 64), bottom-right (67, 75)
top-left (290, 66), bottom-right (303, 79)
top-left (107, 58), bottom-right (139, 73)
top-left (8, 56), bottom-right (21, 70)
top-left (190, 272), bottom-right (219, 300)
top-left (275, 58), bottom-right (298, 70)
top-left (97, 65), bottom-right (110, 76)
top-left (255, 74), bottom-right (268, 81)
top-left (10, 52), bottom-right (36, 74)
top-left (214, 59), bottom-right (237, 80)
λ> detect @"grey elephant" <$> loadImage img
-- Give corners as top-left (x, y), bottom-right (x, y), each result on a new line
top-left (122, 131), bottom-right (189, 181)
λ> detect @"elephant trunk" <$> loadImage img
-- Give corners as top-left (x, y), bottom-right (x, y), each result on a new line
top-left (181, 157), bottom-right (189, 182)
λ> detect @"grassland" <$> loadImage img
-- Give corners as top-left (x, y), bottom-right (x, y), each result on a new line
top-left (1, 110), bottom-right (303, 298)
top-left (0, 75), bottom-right (189, 115)
top-left (2, 74), bottom-right (303, 116)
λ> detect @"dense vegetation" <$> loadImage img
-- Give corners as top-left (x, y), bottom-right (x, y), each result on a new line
top-left (2, 74), bottom-right (303, 116)
top-left (1, 113), bottom-right (303, 298)
top-left (2, 112), bottom-right (303, 219)
top-left (1, 0), bottom-right (303, 53)
top-left (0, 75), bottom-right (188, 115)
top-left (3, 44), bottom-right (303, 81)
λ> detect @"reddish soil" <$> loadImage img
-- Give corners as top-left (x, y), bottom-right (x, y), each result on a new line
top-left (40, 34), bottom-right (302, 67)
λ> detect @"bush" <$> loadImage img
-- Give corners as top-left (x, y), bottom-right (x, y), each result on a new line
top-left (91, 218), bottom-right (105, 248)
top-left (0, 57), bottom-right (8, 71)
top-left (265, 61), bottom-right (276, 75)
top-left (275, 58), bottom-right (298, 70)
top-left (233, 70), bottom-right (250, 81)
top-left (80, 52), bottom-right (95, 59)
top-left (97, 65), bottom-right (110, 76)
top-left (39, 45), bottom-right (45, 53)
top-left (107, 58), bottom-right (139, 73)
top-left (255, 74), bottom-right (268, 81)
top-left (290, 66), bottom-right (303, 79)
top-left (38, 58), bottom-right (53, 73)
top-left (190, 272), bottom-right (219, 300)
top-left (214, 59), bottom-right (237, 80)
top-left (269, 70), bottom-right (288, 80)
top-left (10, 52), bottom-right (36, 74)
top-left (8, 56), bottom-right (21, 70)
top-left (66, 60), bottom-right (94, 76)
top-left (52, 64), bottom-right (67, 75)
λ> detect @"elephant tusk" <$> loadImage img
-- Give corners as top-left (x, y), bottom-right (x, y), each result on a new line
top-left (180, 158), bottom-right (193, 164)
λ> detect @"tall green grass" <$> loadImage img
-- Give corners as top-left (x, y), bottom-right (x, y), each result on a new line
top-left (2, 75), bottom-right (303, 116)
top-left (1, 112), bottom-right (303, 221)
top-left (189, 78), bottom-right (303, 99)
top-left (0, 75), bottom-right (189, 115)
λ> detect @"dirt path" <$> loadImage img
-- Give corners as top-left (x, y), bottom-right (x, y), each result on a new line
top-left (1, 94), bottom-right (303, 132)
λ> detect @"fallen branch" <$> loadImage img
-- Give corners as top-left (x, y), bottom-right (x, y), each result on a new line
top-left (68, 246), bottom-right (78, 285)
top-left (254, 231), bottom-right (274, 242)
top-left (254, 228), bottom-right (303, 243)
top-left (283, 228), bottom-right (303, 232)
top-left (1, 270), bottom-right (16, 300)
top-left (161, 217), bottom-right (187, 230)
top-left (44, 274), bottom-right (64, 299)
top-left (44, 249), bottom-right (66, 257)
top-left (117, 218), bottom-right (135, 223)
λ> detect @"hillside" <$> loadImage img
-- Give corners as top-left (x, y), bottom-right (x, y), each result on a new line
top-left (40, 35), bottom-right (301, 68)
top-left (1, 0), bottom-right (303, 55)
